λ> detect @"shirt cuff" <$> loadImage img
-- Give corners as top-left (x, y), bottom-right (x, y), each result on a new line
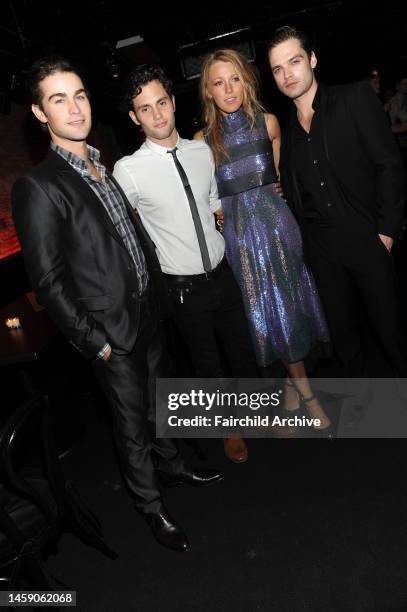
top-left (210, 200), bottom-right (222, 214)
top-left (97, 342), bottom-right (111, 359)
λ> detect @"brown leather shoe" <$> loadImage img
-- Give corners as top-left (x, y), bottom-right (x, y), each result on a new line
top-left (223, 436), bottom-right (248, 463)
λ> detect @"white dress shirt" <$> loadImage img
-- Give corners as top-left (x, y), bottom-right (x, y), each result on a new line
top-left (113, 136), bottom-right (225, 275)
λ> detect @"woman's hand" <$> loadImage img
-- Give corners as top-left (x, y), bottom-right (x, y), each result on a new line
top-left (215, 209), bottom-right (224, 232)
top-left (273, 180), bottom-right (285, 199)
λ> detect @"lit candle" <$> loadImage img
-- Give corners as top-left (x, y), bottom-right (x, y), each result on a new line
top-left (5, 317), bottom-right (21, 329)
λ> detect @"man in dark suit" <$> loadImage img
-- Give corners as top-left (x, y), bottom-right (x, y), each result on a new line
top-left (268, 26), bottom-right (406, 377)
top-left (11, 56), bottom-right (222, 553)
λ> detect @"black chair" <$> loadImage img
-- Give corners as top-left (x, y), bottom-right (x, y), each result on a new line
top-left (0, 391), bottom-right (117, 591)
top-left (0, 486), bottom-right (57, 592)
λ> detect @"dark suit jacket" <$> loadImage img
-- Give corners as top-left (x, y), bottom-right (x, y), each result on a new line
top-left (280, 81), bottom-right (406, 239)
top-left (12, 148), bottom-right (168, 360)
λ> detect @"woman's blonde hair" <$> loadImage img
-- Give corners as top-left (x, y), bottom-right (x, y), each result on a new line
top-left (199, 48), bottom-right (265, 166)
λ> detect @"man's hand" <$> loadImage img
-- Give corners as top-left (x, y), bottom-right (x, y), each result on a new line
top-left (378, 233), bottom-right (394, 252)
top-left (103, 345), bottom-right (112, 361)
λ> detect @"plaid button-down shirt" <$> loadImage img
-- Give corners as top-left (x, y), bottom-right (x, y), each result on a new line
top-left (51, 143), bottom-right (148, 294)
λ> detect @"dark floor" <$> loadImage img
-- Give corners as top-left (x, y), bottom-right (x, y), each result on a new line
top-left (38, 382), bottom-right (407, 612)
top-left (3, 241), bottom-right (407, 611)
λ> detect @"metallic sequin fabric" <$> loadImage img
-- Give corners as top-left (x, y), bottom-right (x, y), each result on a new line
top-left (217, 109), bottom-right (329, 366)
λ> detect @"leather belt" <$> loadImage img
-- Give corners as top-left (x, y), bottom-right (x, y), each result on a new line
top-left (164, 256), bottom-right (228, 283)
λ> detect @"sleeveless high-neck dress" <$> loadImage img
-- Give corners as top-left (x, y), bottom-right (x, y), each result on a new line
top-left (215, 109), bottom-right (328, 366)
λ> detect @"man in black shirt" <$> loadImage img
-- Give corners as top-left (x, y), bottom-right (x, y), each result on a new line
top-left (268, 26), bottom-right (406, 376)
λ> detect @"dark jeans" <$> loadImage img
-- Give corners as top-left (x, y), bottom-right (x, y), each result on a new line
top-left (166, 262), bottom-right (258, 377)
top-left (304, 221), bottom-right (407, 377)
top-left (92, 293), bottom-right (184, 513)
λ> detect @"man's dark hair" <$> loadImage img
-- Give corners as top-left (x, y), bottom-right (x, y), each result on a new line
top-left (124, 64), bottom-right (173, 111)
top-left (26, 55), bottom-right (86, 107)
top-left (268, 26), bottom-right (314, 58)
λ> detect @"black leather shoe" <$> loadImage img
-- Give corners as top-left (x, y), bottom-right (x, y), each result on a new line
top-left (145, 506), bottom-right (191, 552)
top-left (157, 467), bottom-right (223, 488)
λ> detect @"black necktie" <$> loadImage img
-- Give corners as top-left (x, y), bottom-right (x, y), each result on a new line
top-left (167, 147), bottom-right (212, 273)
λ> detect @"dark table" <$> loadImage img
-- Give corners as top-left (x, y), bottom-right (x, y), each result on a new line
top-left (0, 292), bottom-right (85, 457)
top-left (0, 292), bottom-right (57, 366)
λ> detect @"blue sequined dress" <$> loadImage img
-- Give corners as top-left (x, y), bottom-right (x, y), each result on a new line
top-left (216, 109), bottom-right (328, 366)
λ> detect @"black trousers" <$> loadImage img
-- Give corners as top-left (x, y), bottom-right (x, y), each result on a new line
top-left (304, 221), bottom-right (407, 377)
top-left (92, 293), bottom-right (184, 513)
top-left (167, 262), bottom-right (258, 377)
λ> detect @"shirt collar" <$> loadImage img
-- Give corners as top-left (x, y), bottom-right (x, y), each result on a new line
top-left (50, 143), bottom-right (105, 178)
top-left (144, 134), bottom-right (181, 156)
top-left (311, 84), bottom-right (321, 111)
top-left (289, 84), bottom-right (320, 127)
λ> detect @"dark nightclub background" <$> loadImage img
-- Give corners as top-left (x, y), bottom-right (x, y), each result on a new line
top-left (0, 0), bottom-right (406, 299)
top-left (2, 5), bottom-right (407, 608)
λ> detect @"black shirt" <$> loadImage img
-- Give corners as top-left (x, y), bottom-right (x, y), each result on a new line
top-left (291, 87), bottom-right (348, 224)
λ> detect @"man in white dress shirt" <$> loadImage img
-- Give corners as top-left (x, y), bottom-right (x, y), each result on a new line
top-left (113, 65), bottom-right (258, 463)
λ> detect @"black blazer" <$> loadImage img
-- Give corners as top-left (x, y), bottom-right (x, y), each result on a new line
top-left (12, 148), bottom-right (168, 359)
top-left (280, 81), bottom-right (406, 239)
